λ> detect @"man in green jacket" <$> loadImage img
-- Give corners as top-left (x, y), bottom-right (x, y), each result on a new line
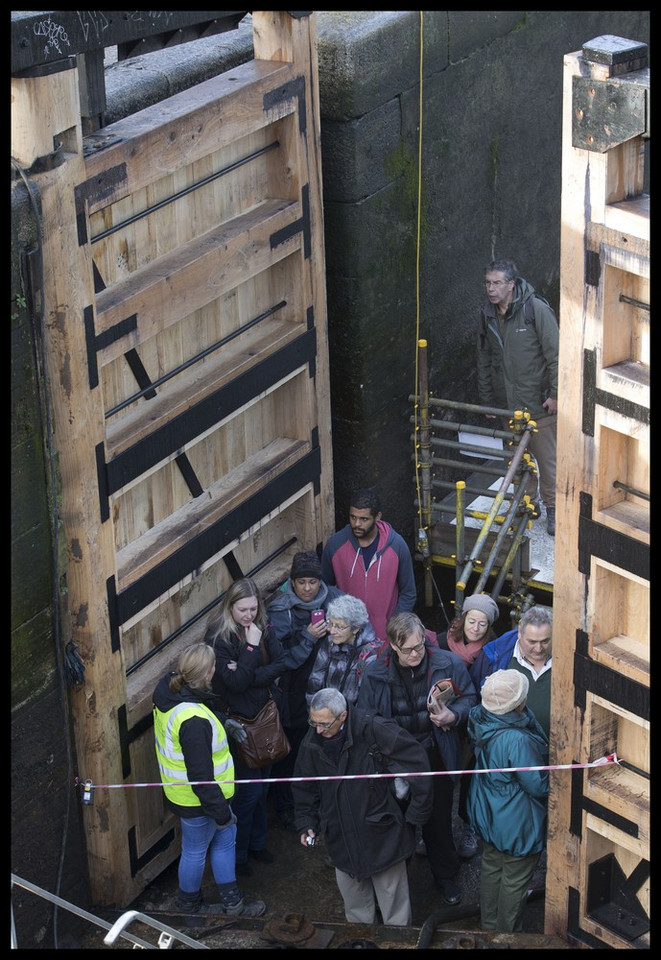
top-left (476, 259), bottom-right (559, 535)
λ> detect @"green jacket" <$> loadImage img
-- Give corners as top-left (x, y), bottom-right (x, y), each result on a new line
top-left (476, 278), bottom-right (558, 421)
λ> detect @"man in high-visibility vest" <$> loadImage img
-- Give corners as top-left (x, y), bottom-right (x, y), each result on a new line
top-left (153, 642), bottom-right (266, 917)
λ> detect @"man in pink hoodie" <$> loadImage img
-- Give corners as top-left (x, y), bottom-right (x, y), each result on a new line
top-left (320, 488), bottom-right (417, 641)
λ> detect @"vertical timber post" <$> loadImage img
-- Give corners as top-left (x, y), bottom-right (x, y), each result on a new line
top-left (545, 35), bottom-right (649, 947)
top-left (251, 11), bottom-right (335, 541)
top-left (11, 61), bottom-right (131, 904)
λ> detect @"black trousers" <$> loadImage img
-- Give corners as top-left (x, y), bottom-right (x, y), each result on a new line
top-left (269, 724), bottom-right (307, 815)
top-left (421, 744), bottom-right (460, 884)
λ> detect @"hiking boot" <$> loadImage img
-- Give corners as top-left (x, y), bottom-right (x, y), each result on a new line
top-left (175, 889), bottom-right (227, 919)
top-left (546, 506), bottom-right (556, 536)
top-left (218, 885), bottom-right (266, 918)
top-left (457, 826), bottom-right (479, 860)
top-left (176, 889), bottom-right (205, 914)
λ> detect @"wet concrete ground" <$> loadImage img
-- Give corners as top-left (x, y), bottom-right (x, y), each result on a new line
top-left (81, 791), bottom-right (565, 949)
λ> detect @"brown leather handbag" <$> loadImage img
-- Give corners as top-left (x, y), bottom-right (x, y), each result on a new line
top-left (229, 695), bottom-right (291, 769)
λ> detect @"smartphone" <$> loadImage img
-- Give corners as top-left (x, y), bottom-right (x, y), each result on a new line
top-left (310, 609), bottom-right (325, 626)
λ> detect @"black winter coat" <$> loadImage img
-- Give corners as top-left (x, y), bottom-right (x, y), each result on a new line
top-left (292, 706), bottom-right (433, 880)
top-left (206, 622), bottom-right (286, 719)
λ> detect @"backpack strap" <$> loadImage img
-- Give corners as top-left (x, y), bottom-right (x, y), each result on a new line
top-left (523, 293), bottom-right (551, 329)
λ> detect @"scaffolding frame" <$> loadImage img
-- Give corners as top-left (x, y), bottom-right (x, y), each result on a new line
top-left (411, 340), bottom-right (539, 621)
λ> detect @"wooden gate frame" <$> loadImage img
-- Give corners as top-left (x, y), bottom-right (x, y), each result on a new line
top-left (545, 35), bottom-right (649, 948)
top-left (12, 12), bottom-right (333, 907)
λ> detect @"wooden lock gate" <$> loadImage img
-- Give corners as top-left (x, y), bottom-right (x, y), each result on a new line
top-left (11, 12), bottom-right (334, 907)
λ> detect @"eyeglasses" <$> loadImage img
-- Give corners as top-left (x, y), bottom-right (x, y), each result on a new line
top-left (484, 279), bottom-right (511, 288)
top-left (328, 621), bottom-right (351, 632)
top-left (308, 715), bottom-right (340, 730)
top-left (398, 640), bottom-right (425, 656)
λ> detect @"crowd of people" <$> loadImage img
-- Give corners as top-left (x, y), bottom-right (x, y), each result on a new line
top-left (153, 474), bottom-right (553, 932)
top-left (152, 257), bottom-right (558, 928)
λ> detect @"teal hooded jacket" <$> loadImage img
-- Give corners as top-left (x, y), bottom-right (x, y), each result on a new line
top-left (466, 702), bottom-right (549, 857)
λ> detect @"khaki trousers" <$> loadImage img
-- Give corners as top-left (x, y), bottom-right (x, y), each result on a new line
top-left (526, 414), bottom-right (557, 509)
top-left (479, 841), bottom-right (540, 932)
top-left (335, 859), bottom-right (411, 926)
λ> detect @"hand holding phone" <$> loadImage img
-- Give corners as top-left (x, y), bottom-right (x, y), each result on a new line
top-left (310, 609), bottom-right (325, 626)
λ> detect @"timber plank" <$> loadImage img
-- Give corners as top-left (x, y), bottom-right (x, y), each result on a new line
top-left (591, 635), bottom-right (648, 686)
top-left (105, 316), bottom-right (302, 459)
top-left (115, 436), bottom-right (308, 588)
top-left (94, 197), bottom-right (302, 364)
top-left (82, 59), bottom-right (298, 211)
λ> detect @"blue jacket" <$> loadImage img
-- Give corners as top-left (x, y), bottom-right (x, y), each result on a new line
top-left (469, 628), bottom-right (518, 690)
top-left (466, 703), bottom-right (549, 857)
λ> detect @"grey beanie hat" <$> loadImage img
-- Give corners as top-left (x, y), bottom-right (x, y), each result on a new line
top-left (462, 593), bottom-right (499, 625)
top-left (481, 669), bottom-right (529, 715)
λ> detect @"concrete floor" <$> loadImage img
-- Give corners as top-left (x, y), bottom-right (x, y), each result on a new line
top-left (78, 795), bottom-right (568, 950)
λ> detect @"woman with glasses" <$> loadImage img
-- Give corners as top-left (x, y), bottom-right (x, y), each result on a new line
top-left (305, 594), bottom-right (381, 708)
top-left (357, 611), bottom-right (477, 907)
top-left (292, 687), bottom-right (433, 926)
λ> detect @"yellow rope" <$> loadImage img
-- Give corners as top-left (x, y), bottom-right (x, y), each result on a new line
top-left (413, 11), bottom-right (424, 529)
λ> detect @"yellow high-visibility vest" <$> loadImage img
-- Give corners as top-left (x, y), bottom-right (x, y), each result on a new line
top-left (154, 701), bottom-right (235, 807)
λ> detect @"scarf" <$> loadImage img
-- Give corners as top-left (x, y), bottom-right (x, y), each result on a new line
top-left (445, 620), bottom-right (485, 666)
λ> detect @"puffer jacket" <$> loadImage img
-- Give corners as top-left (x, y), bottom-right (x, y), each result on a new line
top-left (267, 579), bottom-right (344, 727)
top-left (469, 628), bottom-right (518, 690)
top-left (476, 277), bottom-right (559, 420)
top-left (292, 706), bottom-right (433, 879)
top-left (466, 702), bottom-right (549, 857)
top-left (306, 624), bottom-right (380, 707)
top-left (357, 641), bottom-right (478, 781)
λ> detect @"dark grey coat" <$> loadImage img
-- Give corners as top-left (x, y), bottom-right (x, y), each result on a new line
top-left (292, 706), bottom-right (433, 880)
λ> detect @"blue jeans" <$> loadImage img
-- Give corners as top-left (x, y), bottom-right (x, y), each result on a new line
top-left (232, 758), bottom-right (270, 865)
top-left (178, 812), bottom-right (237, 893)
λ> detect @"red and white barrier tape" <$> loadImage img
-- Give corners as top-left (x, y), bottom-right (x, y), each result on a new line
top-left (75, 752), bottom-right (619, 793)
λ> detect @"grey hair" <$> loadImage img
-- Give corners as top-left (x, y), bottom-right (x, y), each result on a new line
top-left (326, 594), bottom-right (370, 631)
top-left (519, 606), bottom-right (553, 632)
top-left (486, 258), bottom-right (518, 282)
top-left (310, 687), bottom-right (347, 715)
